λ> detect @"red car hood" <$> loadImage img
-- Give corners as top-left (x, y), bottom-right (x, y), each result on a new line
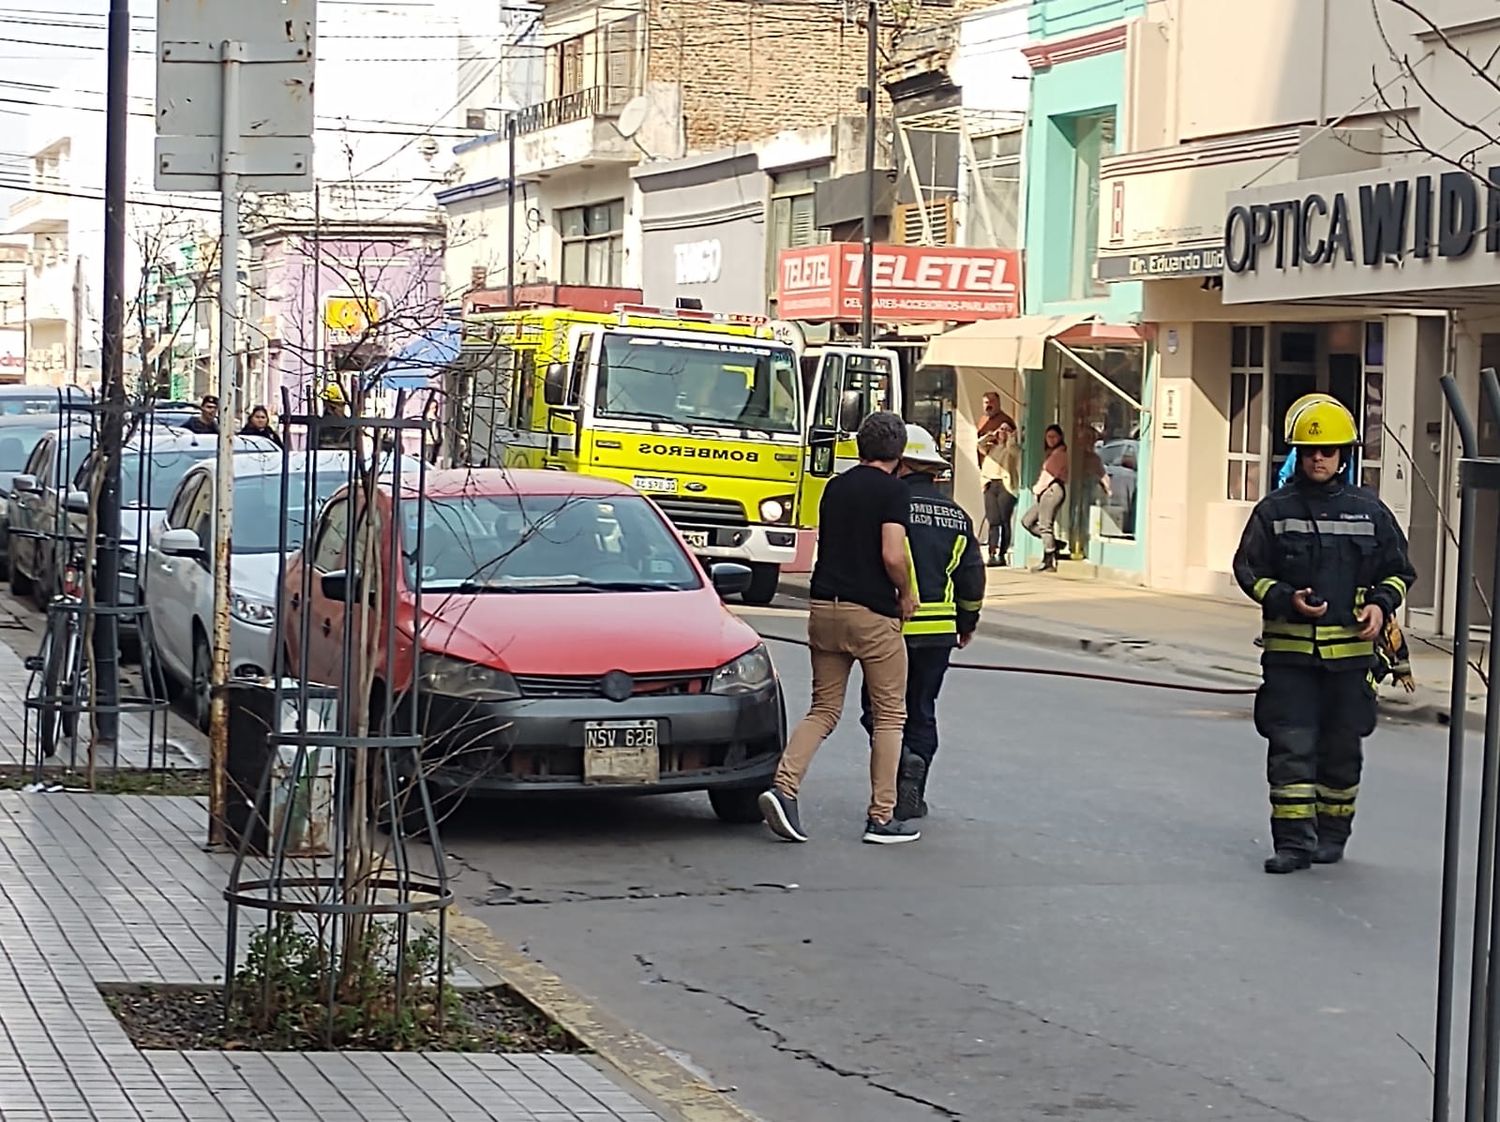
top-left (416, 586), bottom-right (761, 676)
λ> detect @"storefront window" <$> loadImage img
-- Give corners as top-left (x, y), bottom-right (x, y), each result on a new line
top-left (1228, 326), bottom-right (1267, 501)
top-left (1043, 343), bottom-right (1143, 549)
top-left (1362, 322), bottom-right (1384, 491)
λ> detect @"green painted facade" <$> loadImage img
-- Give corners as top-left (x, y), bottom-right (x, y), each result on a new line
top-left (1014, 0), bottom-right (1152, 578)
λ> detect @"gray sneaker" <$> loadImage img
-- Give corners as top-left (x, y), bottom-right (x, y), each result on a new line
top-left (759, 789), bottom-right (809, 842)
top-left (862, 817), bottom-right (921, 844)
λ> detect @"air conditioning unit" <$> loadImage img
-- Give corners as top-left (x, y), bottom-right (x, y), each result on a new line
top-left (892, 198), bottom-right (955, 246)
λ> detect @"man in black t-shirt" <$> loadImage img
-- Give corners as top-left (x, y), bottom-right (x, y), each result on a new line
top-left (759, 411), bottom-right (920, 846)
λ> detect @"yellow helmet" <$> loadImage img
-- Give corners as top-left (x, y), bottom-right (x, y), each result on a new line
top-left (321, 382), bottom-right (347, 404)
top-left (1286, 397), bottom-right (1358, 446)
top-left (1283, 393), bottom-right (1341, 442)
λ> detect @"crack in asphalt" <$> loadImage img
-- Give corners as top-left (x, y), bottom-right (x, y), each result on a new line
top-left (902, 961), bottom-right (1321, 1122)
top-left (445, 850), bottom-right (799, 907)
top-left (634, 952), bottom-right (962, 1120)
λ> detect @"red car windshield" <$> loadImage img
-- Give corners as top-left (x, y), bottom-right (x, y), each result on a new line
top-left (404, 492), bottom-right (702, 593)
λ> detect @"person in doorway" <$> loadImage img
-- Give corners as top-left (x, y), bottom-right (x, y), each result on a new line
top-left (239, 404), bottom-right (282, 446)
top-left (976, 392), bottom-right (1015, 463)
top-left (181, 395), bottom-right (218, 435)
top-left (858, 424), bottom-right (984, 819)
top-left (316, 382), bottom-right (355, 450)
top-left (979, 418), bottom-right (1020, 566)
top-left (759, 411), bottom-right (920, 846)
top-left (1020, 424), bottom-right (1068, 572)
top-left (1232, 396), bottom-right (1416, 874)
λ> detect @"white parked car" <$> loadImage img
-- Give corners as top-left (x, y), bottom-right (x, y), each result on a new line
top-left (144, 450), bottom-right (352, 728)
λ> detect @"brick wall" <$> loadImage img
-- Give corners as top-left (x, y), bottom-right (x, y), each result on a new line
top-left (646, 0), bottom-right (994, 152)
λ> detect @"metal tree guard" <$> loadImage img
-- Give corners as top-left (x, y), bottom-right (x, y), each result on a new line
top-left (1433, 366), bottom-right (1500, 1122)
top-left (20, 393), bottom-right (173, 779)
top-left (222, 385), bottom-right (453, 1043)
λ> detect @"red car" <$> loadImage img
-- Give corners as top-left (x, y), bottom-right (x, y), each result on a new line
top-left (281, 468), bottom-right (785, 826)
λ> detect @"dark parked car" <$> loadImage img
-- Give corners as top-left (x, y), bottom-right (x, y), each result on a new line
top-left (0, 415), bottom-right (77, 578)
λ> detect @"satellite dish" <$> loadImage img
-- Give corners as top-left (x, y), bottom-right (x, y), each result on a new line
top-left (615, 96), bottom-right (649, 140)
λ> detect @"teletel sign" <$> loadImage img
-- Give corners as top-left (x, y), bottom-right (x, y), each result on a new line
top-left (776, 244), bottom-right (1022, 322)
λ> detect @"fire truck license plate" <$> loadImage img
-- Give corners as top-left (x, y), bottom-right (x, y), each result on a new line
top-left (633, 475), bottom-right (677, 494)
top-left (682, 530), bottom-right (710, 549)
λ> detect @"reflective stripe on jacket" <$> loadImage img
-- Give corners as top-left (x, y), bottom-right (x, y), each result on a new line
top-left (1232, 475), bottom-right (1417, 670)
top-left (901, 473), bottom-right (986, 648)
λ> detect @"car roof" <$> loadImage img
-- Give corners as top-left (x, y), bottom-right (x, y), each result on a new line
top-left (408, 468), bottom-right (639, 499)
top-left (187, 449), bottom-right (353, 479)
top-left (124, 429), bottom-right (277, 453)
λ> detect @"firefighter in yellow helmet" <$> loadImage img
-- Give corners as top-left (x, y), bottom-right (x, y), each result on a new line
top-left (1232, 397), bottom-right (1416, 874)
top-left (316, 381), bottom-right (354, 450)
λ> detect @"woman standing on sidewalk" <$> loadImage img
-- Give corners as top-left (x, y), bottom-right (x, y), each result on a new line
top-left (1021, 424), bottom-right (1068, 572)
top-left (979, 419), bottom-right (1020, 566)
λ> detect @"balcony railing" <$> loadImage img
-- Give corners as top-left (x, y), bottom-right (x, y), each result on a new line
top-left (515, 86), bottom-right (611, 135)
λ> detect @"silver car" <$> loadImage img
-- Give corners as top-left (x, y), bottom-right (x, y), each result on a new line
top-left (143, 450), bottom-right (352, 728)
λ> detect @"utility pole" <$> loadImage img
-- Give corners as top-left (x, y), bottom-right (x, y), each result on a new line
top-left (94, 0), bottom-right (130, 750)
top-left (206, 40), bottom-right (244, 846)
top-left (506, 113), bottom-right (517, 308)
top-left (860, 0), bottom-right (877, 349)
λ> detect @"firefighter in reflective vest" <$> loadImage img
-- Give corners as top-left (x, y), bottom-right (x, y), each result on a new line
top-left (1232, 397), bottom-right (1417, 874)
top-left (860, 424), bottom-right (986, 819)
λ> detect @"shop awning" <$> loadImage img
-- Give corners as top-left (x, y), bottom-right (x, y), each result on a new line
top-left (919, 312), bottom-right (1096, 370)
top-left (372, 323), bottom-right (460, 390)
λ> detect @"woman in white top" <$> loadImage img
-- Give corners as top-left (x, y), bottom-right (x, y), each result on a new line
top-left (979, 417), bottom-right (1021, 566)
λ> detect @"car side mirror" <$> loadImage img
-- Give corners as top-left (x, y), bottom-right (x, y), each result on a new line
top-left (837, 390), bottom-right (865, 434)
top-left (320, 568), bottom-right (362, 603)
top-left (159, 527), bottom-right (205, 560)
top-left (543, 362), bottom-right (568, 406)
top-left (11, 474), bottom-right (35, 493)
top-left (709, 562), bottom-right (753, 599)
top-left (64, 489), bottom-right (90, 515)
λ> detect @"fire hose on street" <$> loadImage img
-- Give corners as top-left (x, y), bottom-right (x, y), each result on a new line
top-left (757, 631), bottom-right (1260, 696)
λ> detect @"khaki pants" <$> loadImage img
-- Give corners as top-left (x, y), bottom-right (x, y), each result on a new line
top-left (774, 600), bottom-right (908, 823)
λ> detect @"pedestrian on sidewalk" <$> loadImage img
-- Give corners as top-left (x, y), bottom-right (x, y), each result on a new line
top-left (979, 417), bottom-right (1020, 566)
top-left (239, 405), bottom-right (282, 446)
top-left (858, 424), bottom-right (984, 819)
top-left (1021, 424), bottom-right (1068, 572)
top-left (1232, 397), bottom-right (1416, 875)
top-left (180, 395), bottom-right (218, 435)
top-left (977, 391), bottom-right (1015, 455)
top-left (760, 411), bottom-right (921, 846)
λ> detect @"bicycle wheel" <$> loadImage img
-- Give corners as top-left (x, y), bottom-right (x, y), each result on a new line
top-left (31, 618), bottom-right (60, 758)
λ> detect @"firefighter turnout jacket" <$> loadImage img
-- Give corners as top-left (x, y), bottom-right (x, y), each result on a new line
top-left (902, 473), bottom-right (986, 647)
top-left (1232, 476), bottom-right (1416, 669)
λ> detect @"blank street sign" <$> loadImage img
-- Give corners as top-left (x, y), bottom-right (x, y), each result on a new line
top-left (154, 0), bottom-right (317, 193)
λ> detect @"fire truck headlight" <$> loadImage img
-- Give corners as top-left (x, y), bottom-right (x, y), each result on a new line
top-left (758, 496), bottom-right (793, 524)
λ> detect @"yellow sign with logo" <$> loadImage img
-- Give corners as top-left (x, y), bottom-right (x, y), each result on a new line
top-left (323, 295), bottom-right (385, 335)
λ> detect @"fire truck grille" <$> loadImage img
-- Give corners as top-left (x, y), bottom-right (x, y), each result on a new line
top-left (651, 496), bottom-right (748, 528)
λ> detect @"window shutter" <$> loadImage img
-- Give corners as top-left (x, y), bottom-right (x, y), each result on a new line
top-left (604, 17), bottom-right (638, 111)
top-left (892, 199), bottom-right (954, 246)
top-left (789, 195), bottom-right (816, 247)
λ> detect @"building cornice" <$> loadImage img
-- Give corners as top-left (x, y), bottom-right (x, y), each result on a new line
top-left (1022, 22), bottom-right (1127, 71)
top-left (1101, 127), bottom-right (1303, 177)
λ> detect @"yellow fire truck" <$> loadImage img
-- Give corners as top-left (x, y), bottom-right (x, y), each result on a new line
top-left (453, 303), bottom-right (817, 603)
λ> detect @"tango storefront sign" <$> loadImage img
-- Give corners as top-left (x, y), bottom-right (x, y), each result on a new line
top-left (1222, 160), bottom-right (1500, 304)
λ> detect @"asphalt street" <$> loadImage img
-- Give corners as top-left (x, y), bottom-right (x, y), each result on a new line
top-left (439, 600), bottom-right (1460, 1122)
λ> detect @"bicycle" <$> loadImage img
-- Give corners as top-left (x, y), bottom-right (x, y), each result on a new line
top-left (25, 547), bottom-right (88, 760)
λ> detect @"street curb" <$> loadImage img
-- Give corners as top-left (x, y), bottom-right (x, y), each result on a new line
top-left (769, 578), bottom-right (1473, 731)
top-left (441, 907), bottom-right (766, 1122)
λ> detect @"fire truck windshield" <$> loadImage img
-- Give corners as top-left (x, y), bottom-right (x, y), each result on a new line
top-left (594, 333), bottom-right (801, 435)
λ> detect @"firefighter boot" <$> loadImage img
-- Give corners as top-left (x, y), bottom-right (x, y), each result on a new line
top-left (895, 752), bottom-right (928, 820)
top-left (1264, 814), bottom-right (1317, 875)
top-left (1313, 818), bottom-right (1353, 864)
top-left (1313, 786), bottom-right (1356, 864)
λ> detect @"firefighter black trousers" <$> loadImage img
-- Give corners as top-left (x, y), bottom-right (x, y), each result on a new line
top-left (1254, 664), bottom-right (1377, 853)
top-left (859, 645), bottom-right (953, 772)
